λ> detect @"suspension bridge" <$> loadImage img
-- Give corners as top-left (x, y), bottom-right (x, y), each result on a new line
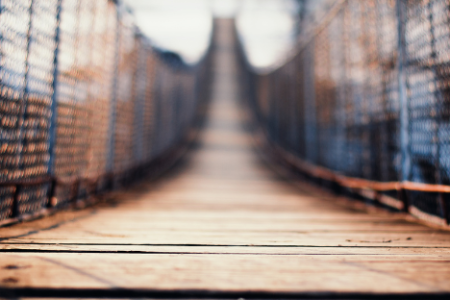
top-left (1, 1), bottom-right (450, 299)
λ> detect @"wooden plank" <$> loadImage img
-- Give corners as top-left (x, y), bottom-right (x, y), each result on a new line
top-left (2, 244), bottom-right (450, 255)
top-left (3, 232), bottom-right (448, 247)
top-left (0, 253), bottom-right (449, 292)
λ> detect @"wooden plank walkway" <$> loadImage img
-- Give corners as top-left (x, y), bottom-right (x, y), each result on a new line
top-left (0, 19), bottom-right (450, 299)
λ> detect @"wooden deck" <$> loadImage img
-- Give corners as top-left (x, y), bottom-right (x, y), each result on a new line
top-left (1, 19), bottom-right (450, 299)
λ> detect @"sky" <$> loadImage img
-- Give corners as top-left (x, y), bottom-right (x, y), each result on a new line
top-left (125, 0), bottom-right (299, 68)
top-left (236, 0), bottom-right (299, 69)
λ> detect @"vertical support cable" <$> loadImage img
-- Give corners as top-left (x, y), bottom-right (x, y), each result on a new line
top-left (48, 0), bottom-right (63, 206)
top-left (397, 0), bottom-right (410, 212)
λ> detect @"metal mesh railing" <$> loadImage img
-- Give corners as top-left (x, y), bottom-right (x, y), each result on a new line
top-left (237, 0), bottom-right (450, 226)
top-left (0, 0), bottom-right (213, 223)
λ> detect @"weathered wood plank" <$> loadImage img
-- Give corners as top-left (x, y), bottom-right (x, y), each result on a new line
top-left (1, 253), bottom-right (449, 292)
top-left (1, 244), bottom-right (450, 255)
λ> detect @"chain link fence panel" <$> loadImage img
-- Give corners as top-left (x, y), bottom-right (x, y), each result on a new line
top-left (237, 0), bottom-right (450, 226)
top-left (0, 0), bottom-right (213, 224)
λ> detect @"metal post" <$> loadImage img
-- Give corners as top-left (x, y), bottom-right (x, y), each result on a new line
top-left (427, 2), bottom-right (449, 224)
top-left (12, 0), bottom-right (35, 217)
top-left (304, 39), bottom-right (317, 164)
top-left (12, 186), bottom-right (21, 218)
top-left (17, 0), bottom-right (35, 175)
top-left (133, 39), bottom-right (145, 163)
top-left (290, 61), bottom-right (298, 152)
top-left (48, 0), bottom-right (63, 183)
top-left (396, 0), bottom-right (410, 212)
top-left (106, 2), bottom-right (121, 174)
top-left (337, 8), bottom-right (347, 178)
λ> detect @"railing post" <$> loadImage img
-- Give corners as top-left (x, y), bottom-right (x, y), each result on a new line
top-left (304, 39), bottom-right (317, 164)
top-left (397, 0), bottom-right (410, 212)
top-left (290, 61), bottom-right (298, 152)
top-left (12, 186), bottom-right (21, 218)
top-left (133, 39), bottom-right (146, 164)
top-left (427, 1), bottom-right (449, 224)
top-left (107, 1), bottom-right (121, 176)
top-left (48, 0), bottom-right (63, 207)
top-left (11, 0), bottom-right (35, 217)
top-left (17, 0), bottom-right (35, 176)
